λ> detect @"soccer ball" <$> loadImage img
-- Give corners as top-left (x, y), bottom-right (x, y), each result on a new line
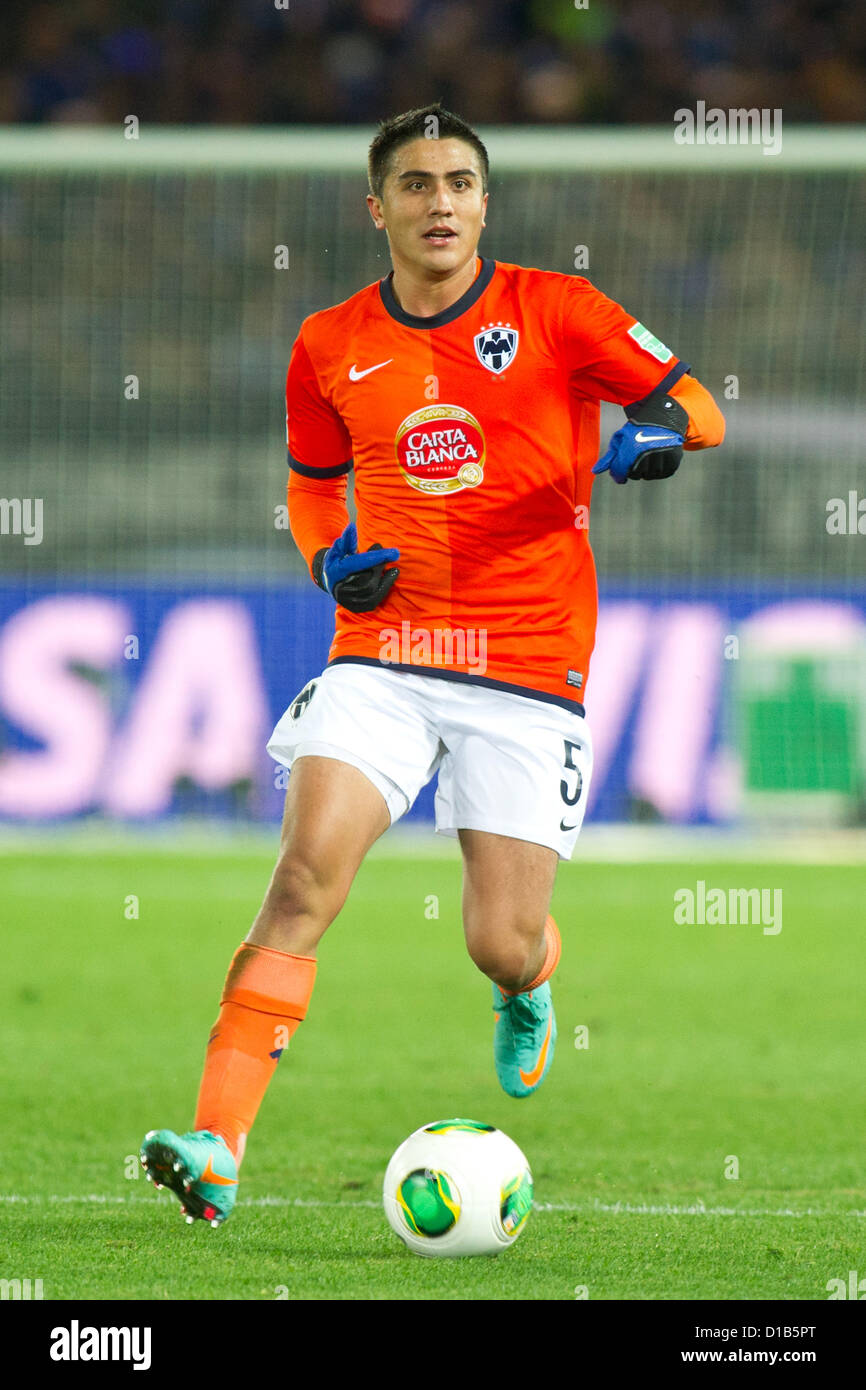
top-left (382, 1118), bottom-right (533, 1257)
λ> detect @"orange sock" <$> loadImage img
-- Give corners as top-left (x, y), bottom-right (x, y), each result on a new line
top-left (194, 943), bottom-right (316, 1166)
top-left (501, 914), bottom-right (562, 997)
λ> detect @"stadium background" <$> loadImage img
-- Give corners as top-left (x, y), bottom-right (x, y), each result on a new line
top-left (1, 0), bottom-right (865, 831)
top-left (4, 0), bottom-right (866, 1315)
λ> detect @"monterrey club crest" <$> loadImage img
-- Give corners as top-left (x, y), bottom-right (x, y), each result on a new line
top-left (288, 679), bottom-right (318, 720)
top-left (474, 321), bottom-right (519, 374)
top-left (395, 404), bottom-right (486, 495)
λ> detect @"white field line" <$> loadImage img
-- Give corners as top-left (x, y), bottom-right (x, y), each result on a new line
top-left (1, 1193), bottom-right (863, 1218)
top-left (2, 823), bottom-right (866, 864)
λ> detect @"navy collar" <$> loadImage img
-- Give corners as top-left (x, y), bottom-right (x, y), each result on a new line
top-left (379, 257), bottom-right (496, 329)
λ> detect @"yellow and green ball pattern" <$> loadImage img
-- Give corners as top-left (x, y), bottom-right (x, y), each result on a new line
top-left (396, 1168), bottom-right (461, 1237)
top-left (500, 1170), bottom-right (533, 1237)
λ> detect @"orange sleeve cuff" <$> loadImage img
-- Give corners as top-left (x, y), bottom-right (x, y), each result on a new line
top-left (669, 374), bottom-right (726, 451)
top-left (287, 469), bottom-right (350, 579)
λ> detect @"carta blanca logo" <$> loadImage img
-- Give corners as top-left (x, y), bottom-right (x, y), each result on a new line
top-left (395, 404), bottom-right (486, 495)
top-left (49, 1321), bottom-right (152, 1371)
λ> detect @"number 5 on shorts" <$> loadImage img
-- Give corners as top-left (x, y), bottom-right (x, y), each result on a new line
top-left (559, 738), bottom-right (584, 832)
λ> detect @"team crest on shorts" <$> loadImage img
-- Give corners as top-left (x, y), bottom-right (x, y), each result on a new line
top-left (395, 404), bottom-right (486, 494)
top-left (474, 323), bottom-right (519, 374)
top-left (289, 679), bottom-right (318, 720)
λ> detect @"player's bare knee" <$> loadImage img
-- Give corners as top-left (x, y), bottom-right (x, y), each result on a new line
top-left (466, 935), bottom-right (538, 993)
top-left (266, 850), bottom-right (340, 925)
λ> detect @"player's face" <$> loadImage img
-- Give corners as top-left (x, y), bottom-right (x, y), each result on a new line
top-left (367, 137), bottom-right (488, 277)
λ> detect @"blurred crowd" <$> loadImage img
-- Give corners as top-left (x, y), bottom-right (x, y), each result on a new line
top-left (2, 0), bottom-right (865, 126)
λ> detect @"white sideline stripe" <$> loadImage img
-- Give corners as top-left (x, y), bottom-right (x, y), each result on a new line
top-left (1, 1194), bottom-right (863, 1218)
top-left (2, 823), bottom-right (866, 864)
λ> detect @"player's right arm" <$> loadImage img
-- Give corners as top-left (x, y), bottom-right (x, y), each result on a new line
top-left (287, 469), bottom-right (350, 582)
top-left (285, 328), bottom-right (399, 611)
top-left (285, 328), bottom-right (353, 578)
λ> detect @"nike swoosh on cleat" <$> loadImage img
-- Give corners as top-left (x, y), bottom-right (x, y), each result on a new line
top-left (348, 359), bottom-right (392, 381)
top-left (200, 1156), bottom-right (238, 1187)
top-left (518, 1016), bottom-right (553, 1088)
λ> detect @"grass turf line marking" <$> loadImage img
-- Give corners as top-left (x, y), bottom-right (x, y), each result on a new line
top-left (2, 824), bottom-right (866, 864)
top-left (2, 1194), bottom-right (863, 1218)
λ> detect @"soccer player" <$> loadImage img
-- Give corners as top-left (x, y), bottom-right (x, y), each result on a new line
top-left (141, 105), bottom-right (725, 1225)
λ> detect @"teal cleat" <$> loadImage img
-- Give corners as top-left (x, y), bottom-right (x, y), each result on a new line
top-left (139, 1128), bottom-right (238, 1227)
top-left (493, 980), bottom-right (557, 1098)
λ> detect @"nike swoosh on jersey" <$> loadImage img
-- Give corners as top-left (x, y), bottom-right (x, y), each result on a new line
top-left (348, 359), bottom-right (393, 381)
top-left (634, 430), bottom-right (675, 443)
top-left (559, 818), bottom-right (578, 832)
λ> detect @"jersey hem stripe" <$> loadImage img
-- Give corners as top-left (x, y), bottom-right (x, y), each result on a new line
top-left (325, 654), bottom-right (586, 716)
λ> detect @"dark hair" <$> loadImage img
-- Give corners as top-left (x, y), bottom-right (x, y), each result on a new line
top-left (367, 103), bottom-right (489, 199)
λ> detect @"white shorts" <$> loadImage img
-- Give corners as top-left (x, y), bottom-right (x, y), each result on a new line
top-left (267, 662), bottom-right (593, 861)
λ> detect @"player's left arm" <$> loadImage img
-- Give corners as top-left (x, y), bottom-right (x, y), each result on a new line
top-left (669, 373), bottom-right (726, 450)
top-left (593, 371), bottom-right (725, 484)
top-left (557, 275), bottom-right (725, 484)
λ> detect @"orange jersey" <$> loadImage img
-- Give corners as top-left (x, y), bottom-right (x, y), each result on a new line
top-left (286, 257), bottom-right (695, 710)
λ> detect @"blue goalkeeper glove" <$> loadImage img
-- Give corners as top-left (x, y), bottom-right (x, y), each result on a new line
top-left (312, 522), bottom-right (400, 613)
top-left (592, 394), bottom-right (688, 485)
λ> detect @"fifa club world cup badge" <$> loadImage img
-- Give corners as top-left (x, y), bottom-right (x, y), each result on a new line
top-left (474, 323), bottom-right (519, 374)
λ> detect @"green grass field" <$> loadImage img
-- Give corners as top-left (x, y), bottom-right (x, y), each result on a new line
top-left (2, 839), bottom-right (865, 1301)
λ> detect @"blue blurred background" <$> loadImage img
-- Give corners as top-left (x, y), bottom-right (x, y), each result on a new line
top-left (1, 1), bottom-right (865, 832)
